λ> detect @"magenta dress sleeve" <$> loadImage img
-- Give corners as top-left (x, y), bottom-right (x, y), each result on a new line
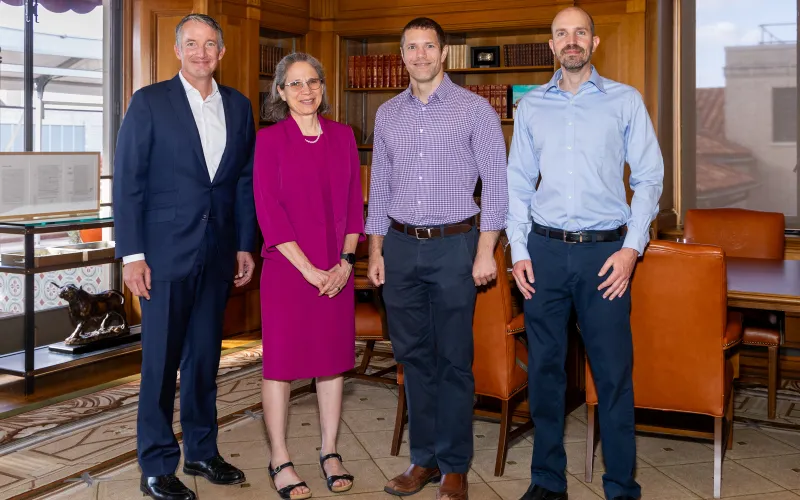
top-left (345, 129), bottom-right (366, 240)
top-left (253, 130), bottom-right (297, 250)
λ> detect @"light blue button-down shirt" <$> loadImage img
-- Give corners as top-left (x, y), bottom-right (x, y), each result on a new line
top-left (506, 66), bottom-right (664, 263)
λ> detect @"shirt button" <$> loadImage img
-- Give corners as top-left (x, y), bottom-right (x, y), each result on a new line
top-left (567, 146), bottom-right (572, 150)
top-left (417, 200), bottom-right (421, 204)
top-left (420, 129), bottom-right (423, 133)
top-left (568, 122), bottom-right (572, 125)
top-left (419, 176), bottom-right (422, 180)
top-left (568, 171), bottom-right (572, 174)
top-left (568, 196), bottom-right (572, 199)
top-left (419, 153), bottom-right (423, 157)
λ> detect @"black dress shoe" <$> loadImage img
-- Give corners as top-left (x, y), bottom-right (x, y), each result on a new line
top-left (183, 454), bottom-right (246, 485)
top-left (519, 483), bottom-right (568, 500)
top-left (140, 474), bottom-right (196, 500)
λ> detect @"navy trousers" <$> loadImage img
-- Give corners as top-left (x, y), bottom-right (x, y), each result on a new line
top-left (524, 230), bottom-right (640, 500)
top-left (382, 226), bottom-right (478, 474)
top-left (137, 228), bottom-right (231, 476)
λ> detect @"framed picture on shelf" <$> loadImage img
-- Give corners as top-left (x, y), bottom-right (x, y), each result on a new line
top-left (471, 46), bottom-right (500, 68)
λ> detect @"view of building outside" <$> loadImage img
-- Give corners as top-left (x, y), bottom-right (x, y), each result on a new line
top-left (0, 2), bottom-right (109, 315)
top-left (695, 0), bottom-right (797, 217)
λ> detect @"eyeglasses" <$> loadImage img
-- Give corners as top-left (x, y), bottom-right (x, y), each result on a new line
top-left (282, 78), bottom-right (324, 91)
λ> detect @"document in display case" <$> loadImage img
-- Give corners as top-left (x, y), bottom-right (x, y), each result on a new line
top-left (0, 152), bottom-right (101, 221)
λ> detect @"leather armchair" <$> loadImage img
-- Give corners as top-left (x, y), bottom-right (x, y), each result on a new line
top-left (584, 241), bottom-right (743, 499)
top-left (391, 241), bottom-right (531, 476)
top-left (684, 208), bottom-right (785, 418)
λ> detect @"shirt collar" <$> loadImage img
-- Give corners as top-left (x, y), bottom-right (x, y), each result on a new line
top-left (406, 72), bottom-right (456, 103)
top-left (543, 65), bottom-right (606, 97)
top-left (178, 70), bottom-right (220, 100)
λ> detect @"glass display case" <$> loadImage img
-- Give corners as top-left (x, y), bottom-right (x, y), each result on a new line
top-left (0, 213), bottom-right (138, 395)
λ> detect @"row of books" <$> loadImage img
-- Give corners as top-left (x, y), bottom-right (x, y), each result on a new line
top-left (347, 55), bottom-right (410, 89)
top-left (259, 44), bottom-right (285, 76)
top-left (465, 84), bottom-right (541, 120)
top-left (446, 44), bottom-right (470, 70)
top-left (504, 43), bottom-right (553, 67)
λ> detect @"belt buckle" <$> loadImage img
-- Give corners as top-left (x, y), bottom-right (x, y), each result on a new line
top-left (414, 227), bottom-right (433, 239)
top-left (563, 231), bottom-right (583, 244)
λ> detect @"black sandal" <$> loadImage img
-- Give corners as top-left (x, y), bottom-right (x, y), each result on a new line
top-left (319, 453), bottom-right (355, 493)
top-left (268, 461), bottom-right (312, 500)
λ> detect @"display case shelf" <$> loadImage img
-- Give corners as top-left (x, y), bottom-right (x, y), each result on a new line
top-left (0, 214), bottom-right (127, 395)
top-left (0, 325), bottom-right (141, 378)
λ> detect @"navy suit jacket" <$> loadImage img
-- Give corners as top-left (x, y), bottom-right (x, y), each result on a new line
top-left (113, 74), bottom-right (257, 282)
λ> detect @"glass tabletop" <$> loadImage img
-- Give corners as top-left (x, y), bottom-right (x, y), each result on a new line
top-left (0, 211), bottom-right (114, 228)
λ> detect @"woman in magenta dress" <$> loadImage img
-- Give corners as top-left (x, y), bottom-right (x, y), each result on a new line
top-left (253, 52), bottom-right (363, 500)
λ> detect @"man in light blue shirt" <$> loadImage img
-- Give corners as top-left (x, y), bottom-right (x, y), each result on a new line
top-left (508, 7), bottom-right (663, 500)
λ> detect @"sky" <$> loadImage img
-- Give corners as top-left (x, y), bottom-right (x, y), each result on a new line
top-left (696, 0), bottom-right (796, 88)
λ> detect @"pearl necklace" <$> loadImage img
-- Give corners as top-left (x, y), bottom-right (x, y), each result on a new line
top-left (305, 122), bottom-right (322, 144)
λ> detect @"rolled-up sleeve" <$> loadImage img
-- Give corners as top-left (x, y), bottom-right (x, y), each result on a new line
top-left (253, 131), bottom-right (296, 250)
top-left (365, 107), bottom-right (391, 235)
top-left (471, 99), bottom-right (508, 232)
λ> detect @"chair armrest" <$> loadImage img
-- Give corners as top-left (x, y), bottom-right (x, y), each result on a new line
top-left (506, 314), bottom-right (525, 335)
top-left (354, 276), bottom-right (376, 290)
top-left (724, 311), bottom-right (744, 350)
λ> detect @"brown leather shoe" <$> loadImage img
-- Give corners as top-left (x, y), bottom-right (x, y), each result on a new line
top-left (436, 473), bottom-right (468, 500)
top-left (384, 464), bottom-right (441, 496)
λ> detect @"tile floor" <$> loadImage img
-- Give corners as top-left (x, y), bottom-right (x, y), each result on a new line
top-left (42, 380), bottom-right (800, 500)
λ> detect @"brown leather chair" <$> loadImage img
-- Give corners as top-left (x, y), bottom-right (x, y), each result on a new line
top-left (584, 240), bottom-right (743, 499)
top-left (684, 208), bottom-right (785, 418)
top-left (391, 241), bottom-right (531, 476)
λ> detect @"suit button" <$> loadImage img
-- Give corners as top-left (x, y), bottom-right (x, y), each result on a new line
top-left (201, 214), bottom-right (208, 220)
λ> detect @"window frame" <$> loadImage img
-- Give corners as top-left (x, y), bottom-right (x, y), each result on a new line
top-left (678, 0), bottom-right (800, 230)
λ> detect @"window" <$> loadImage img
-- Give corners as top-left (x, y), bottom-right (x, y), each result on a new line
top-left (0, 0), bottom-right (122, 315)
top-left (681, 0), bottom-right (799, 224)
top-left (772, 87), bottom-right (797, 143)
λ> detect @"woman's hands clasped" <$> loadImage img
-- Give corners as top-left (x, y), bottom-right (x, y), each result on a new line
top-left (319, 262), bottom-right (352, 298)
top-left (301, 261), bottom-right (352, 298)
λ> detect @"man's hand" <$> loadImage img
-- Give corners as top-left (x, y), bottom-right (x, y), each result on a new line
top-left (472, 250), bottom-right (497, 286)
top-left (123, 260), bottom-right (152, 300)
top-left (597, 247), bottom-right (639, 300)
top-left (512, 259), bottom-right (535, 300)
top-left (367, 255), bottom-right (385, 288)
top-left (234, 251), bottom-right (255, 288)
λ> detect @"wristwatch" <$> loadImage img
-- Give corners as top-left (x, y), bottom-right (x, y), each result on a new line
top-left (341, 253), bottom-right (356, 265)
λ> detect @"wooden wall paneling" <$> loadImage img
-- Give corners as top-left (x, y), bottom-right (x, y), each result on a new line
top-left (128, 0), bottom-right (196, 102)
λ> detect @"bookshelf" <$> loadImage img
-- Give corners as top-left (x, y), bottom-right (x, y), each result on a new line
top-left (338, 27), bottom-right (557, 165)
top-left (258, 27), bottom-right (303, 128)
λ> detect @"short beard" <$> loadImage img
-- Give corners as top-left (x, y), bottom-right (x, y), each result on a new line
top-left (558, 44), bottom-right (592, 72)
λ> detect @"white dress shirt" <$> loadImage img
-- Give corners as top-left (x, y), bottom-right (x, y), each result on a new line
top-left (122, 72), bottom-right (227, 265)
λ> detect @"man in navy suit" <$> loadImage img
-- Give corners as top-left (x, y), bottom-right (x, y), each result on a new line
top-left (113, 13), bottom-right (256, 500)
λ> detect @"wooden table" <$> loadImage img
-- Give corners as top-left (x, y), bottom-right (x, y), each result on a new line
top-left (727, 258), bottom-right (800, 313)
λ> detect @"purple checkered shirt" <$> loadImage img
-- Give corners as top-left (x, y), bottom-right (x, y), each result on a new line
top-left (365, 74), bottom-right (508, 235)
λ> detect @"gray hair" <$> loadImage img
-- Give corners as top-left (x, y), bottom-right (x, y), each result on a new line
top-left (175, 14), bottom-right (224, 50)
top-left (263, 52), bottom-right (331, 122)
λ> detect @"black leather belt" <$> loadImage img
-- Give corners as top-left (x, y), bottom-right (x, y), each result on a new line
top-left (533, 223), bottom-right (625, 243)
top-left (390, 217), bottom-right (475, 239)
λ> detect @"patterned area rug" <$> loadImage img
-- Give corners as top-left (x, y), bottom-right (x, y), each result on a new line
top-left (0, 342), bottom-right (283, 499)
top-left (734, 380), bottom-right (800, 430)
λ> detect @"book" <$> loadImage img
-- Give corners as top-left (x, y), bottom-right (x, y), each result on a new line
top-left (511, 85), bottom-right (540, 119)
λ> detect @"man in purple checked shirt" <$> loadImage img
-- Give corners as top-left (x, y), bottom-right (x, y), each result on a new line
top-left (365, 16), bottom-right (508, 500)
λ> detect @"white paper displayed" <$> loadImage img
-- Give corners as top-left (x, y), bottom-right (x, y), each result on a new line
top-left (0, 153), bottom-right (100, 219)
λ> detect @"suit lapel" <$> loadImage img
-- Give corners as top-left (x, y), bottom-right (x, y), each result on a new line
top-left (167, 75), bottom-right (209, 181)
top-left (214, 86), bottom-right (234, 184)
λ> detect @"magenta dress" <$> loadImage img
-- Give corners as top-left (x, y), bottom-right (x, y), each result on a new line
top-left (253, 116), bottom-right (364, 380)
